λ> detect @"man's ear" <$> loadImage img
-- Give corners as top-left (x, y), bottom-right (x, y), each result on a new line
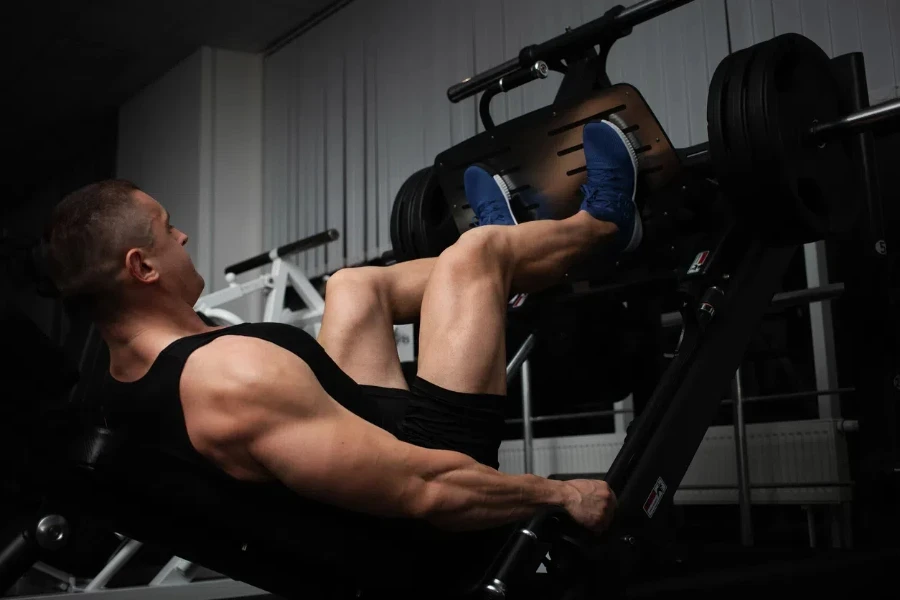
top-left (124, 247), bottom-right (159, 284)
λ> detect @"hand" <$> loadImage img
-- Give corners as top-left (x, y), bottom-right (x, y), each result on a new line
top-left (562, 479), bottom-right (616, 534)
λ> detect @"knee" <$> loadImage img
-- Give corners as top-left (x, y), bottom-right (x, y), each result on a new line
top-left (324, 267), bottom-right (389, 321)
top-left (438, 226), bottom-right (512, 281)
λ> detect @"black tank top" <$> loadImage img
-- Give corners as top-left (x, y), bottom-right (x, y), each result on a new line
top-left (97, 321), bottom-right (506, 593)
top-left (100, 322), bottom-right (377, 463)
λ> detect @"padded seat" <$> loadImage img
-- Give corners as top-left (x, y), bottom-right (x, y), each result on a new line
top-left (57, 426), bottom-right (513, 599)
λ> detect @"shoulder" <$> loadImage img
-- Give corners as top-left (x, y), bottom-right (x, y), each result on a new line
top-left (189, 331), bottom-right (314, 381)
top-left (180, 334), bottom-right (322, 433)
top-left (178, 333), bottom-right (323, 475)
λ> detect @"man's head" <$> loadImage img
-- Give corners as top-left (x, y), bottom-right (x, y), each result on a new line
top-left (42, 180), bottom-right (205, 322)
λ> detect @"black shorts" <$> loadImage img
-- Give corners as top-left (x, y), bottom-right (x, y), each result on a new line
top-left (358, 377), bottom-right (506, 469)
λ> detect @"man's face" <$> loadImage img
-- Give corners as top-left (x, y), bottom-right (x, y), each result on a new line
top-left (132, 191), bottom-right (205, 306)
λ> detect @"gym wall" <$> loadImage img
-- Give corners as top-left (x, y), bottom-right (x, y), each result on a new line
top-left (117, 48), bottom-right (265, 322)
top-left (262, 0), bottom-right (900, 274)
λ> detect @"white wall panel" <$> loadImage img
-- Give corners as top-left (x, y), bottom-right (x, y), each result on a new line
top-left (118, 51), bottom-right (202, 268)
top-left (263, 0), bottom-right (899, 269)
top-left (121, 47), bottom-right (264, 322)
top-left (729, 0), bottom-right (900, 102)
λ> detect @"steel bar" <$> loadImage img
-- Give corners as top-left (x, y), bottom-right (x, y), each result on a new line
top-left (661, 283), bottom-right (845, 328)
top-left (721, 387), bottom-right (856, 404)
top-left (808, 97), bottom-right (900, 141)
top-left (732, 368), bottom-right (754, 546)
top-left (505, 408), bottom-right (632, 425)
top-left (506, 334), bottom-right (536, 381)
top-left (521, 360), bottom-right (535, 474)
top-left (447, 0), bottom-right (695, 102)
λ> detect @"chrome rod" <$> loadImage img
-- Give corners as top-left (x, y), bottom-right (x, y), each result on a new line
top-left (616, 0), bottom-right (696, 28)
top-left (447, 0), bottom-right (695, 102)
top-left (809, 97), bottom-right (900, 141)
top-left (506, 334), bottom-right (537, 381)
top-left (521, 360), bottom-right (534, 474)
top-left (722, 387), bottom-right (856, 404)
top-left (732, 368), bottom-right (754, 546)
top-left (506, 408), bottom-right (632, 425)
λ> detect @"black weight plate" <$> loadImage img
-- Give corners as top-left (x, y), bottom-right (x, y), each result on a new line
top-left (391, 168), bottom-right (427, 261)
top-left (745, 37), bottom-right (780, 177)
top-left (706, 50), bottom-right (732, 189)
top-left (405, 168), bottom-right (428, 260)
top-left (415, 168), bottom-right (459, 257)
top-left (766, 34), bottom-right (853, 239)
top-left (408, 167), bottom-right (431, 259)
top-left (390, 177), bottom-right (408, 258)
top-left (707, 46), bottom-right (756, 199)
top-left (723, 46), bottom-right (759, 200)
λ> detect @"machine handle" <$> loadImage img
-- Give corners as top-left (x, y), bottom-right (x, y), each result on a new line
top-left (224, 229), bottom-right (339, 276)
top-left (447, 0), bottom-right (696, 103)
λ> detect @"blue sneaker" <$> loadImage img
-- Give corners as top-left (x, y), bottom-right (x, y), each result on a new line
top-left (464, 164), bottom-right (517, 226)
top-left (580, 120), bottom-right (642, 252)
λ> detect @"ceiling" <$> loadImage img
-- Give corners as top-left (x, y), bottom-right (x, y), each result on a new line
top-left (1, 0), bottom-right (340, 140)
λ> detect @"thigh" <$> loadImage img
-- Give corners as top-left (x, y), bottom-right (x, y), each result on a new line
top-left (317, 271), bottom-right (409, 390)
top-left (416, 230), bottom-right (512, 396)
top-left (396, 376), bottom-right (506, 469)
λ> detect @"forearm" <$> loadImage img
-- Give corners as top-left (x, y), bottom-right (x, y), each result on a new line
top-left (412, 455), bottom-right (575, 531)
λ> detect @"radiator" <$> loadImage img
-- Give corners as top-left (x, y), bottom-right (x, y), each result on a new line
top-left (499, 419), bottom-right (852, 505)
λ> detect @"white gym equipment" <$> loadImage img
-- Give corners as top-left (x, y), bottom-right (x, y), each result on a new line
top-left (193, 229), bottom-right (415, 362)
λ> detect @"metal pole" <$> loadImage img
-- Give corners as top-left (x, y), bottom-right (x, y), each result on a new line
top-left (615, 0), bottom-right (696, 28)
top-left (808, 97), bottom-right (900, 141)
top-left (521, 360), bottom-right (534, 475)
top-left (506, 334), bottom-right (536, 381)
top-left (660, 283), bottom-right (845, 328)
top-left (505, 408), bottom-right (633, 425)
top-left (720, 386), bottom-right (856, 404)
top-left (732, 367), bottom-right (754, 546)
top-left (447, 0), bottom-right (695, 102)
top-left (84, 540), bottom-right (144, 591)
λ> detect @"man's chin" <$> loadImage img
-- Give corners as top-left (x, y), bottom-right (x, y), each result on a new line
top-left (191, 275), bottom-right (206, 305)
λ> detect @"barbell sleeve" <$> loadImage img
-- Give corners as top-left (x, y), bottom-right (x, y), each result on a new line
top-left (808, 97), bottom-right (900, 142)
top-left (224, 229), bottom-right (339, 276)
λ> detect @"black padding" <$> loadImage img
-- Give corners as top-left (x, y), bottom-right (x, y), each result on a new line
top-left (58, 426), bottom-right (510, 599)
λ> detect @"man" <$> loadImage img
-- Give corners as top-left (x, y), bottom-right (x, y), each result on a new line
top-left (42, 121), bottom-right (638, 536)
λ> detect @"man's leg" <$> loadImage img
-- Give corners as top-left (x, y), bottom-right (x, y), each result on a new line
top-left (317, 258), bottom-right (435, 389)
top-left (418, 120), bottom-right (640, 395)
top-left (416, 214), bottom-right (616, 394)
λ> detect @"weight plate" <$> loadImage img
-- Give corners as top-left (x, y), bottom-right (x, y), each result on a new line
top-left (707, 46), bottom-right (756, 199)
top-left (765, 34), bottom-right (854, 239)
top-left (706, 51), bottom-right (731, 191)
top-left (414, 168), bottom-right (459, 257)
top-left (408, 167), bottom-right (431, 259)
top-left (745, 38), bottom-right (779, 177)
top-left (723, 46), bottom-right (759, 198)
top-left (389, 177), bottom-right (408, 259)
top-left (405, 170), bottom-right (425, 260)
top-left (391, 168), bottom-right (425, 262)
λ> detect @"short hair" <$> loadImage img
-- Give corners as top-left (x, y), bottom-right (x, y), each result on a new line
top-left (42, 179), bottom-right (155, 319)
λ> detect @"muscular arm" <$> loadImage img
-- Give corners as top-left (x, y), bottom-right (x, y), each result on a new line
top-left (182, 336), bottom-right (604, 532)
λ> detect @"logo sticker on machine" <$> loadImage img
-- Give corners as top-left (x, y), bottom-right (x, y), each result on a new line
top-left (687, 251), bottom-right (710, 275)
top-left (643, 477), bottom-right (668, 518)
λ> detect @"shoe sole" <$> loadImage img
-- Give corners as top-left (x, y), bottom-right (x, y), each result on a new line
top-left (600, 120), bottom-right (642, 252)
top-left (490, 172), bottom-right (518, 225)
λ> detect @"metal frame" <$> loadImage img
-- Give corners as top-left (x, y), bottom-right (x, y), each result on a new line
top-left (10, 579), bottom-right (268, 600)
top-left (193, 256), bottom-right (325, 333)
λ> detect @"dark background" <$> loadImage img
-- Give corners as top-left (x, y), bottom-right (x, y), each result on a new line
top-left (0, 1), bottom-right (898, 592)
